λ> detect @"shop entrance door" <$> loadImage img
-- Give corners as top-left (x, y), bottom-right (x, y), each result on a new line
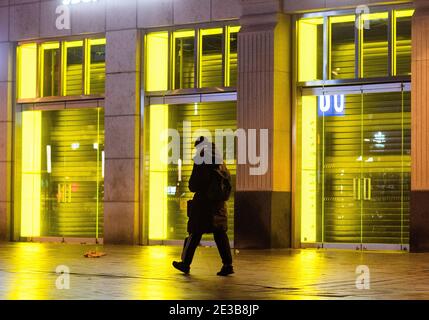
top-left (17, 108), bottom-right (104, 242)
top-left (300, 84), bottom-right (410, 249)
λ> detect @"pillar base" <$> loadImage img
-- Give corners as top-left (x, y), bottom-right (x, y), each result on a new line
top-left (234, 191), bottom-right (291, 249)
top-left (410, 191), bottom-right (429, 252)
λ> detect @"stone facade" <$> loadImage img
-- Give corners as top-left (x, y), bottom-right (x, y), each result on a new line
top-left (0, 0), bottom-right (421, 248)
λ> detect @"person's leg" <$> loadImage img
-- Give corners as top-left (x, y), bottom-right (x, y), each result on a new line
top-left (181, 236), bottom-right (189, 262)
top-left (182, 233), bottom-right (203, 266)
top-left (213, 230), bottom-right (233, 266)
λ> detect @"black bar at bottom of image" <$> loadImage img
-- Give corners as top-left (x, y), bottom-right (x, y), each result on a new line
top-left (0, 300), bottom-right (427, 318)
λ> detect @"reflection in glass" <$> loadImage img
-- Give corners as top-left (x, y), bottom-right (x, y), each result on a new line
top-left (200, 28), bottom-right (223, 88)
top-left (41, 43), bottom-right (60, 97)
top-left (173, 31), bottom-right (195, 89)
top-left (330, 16), bottom-right (356, 80)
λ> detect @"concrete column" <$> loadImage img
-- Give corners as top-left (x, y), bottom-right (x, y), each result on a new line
top-left (104, 29), bottom-right (141, 244)
top-left (0, 4), bottom-right (13, 241)
top-left (235, 0), bottom-right (291, 249)
top-left (411, 0), bottom-right (429, 252)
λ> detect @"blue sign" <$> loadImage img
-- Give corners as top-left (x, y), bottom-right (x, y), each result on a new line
top-left (318, 94), bottom-right (345, 116)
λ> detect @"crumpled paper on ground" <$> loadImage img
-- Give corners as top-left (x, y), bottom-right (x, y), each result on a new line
top-left (84, 251), bottom-right (106, 258)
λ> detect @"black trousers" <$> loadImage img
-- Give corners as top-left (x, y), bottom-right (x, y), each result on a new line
top-left (182, 230), bottom-right (233, 267)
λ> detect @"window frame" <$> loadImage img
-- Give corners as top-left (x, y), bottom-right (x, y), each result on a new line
top-left (144, 22), bottom-right (241, 94)
top-left (16, 34), bottom-right (106, 103)
top-left (296, 4), bottom-right (414, 87)
top-left (86, 38), bottom-right (107, 96)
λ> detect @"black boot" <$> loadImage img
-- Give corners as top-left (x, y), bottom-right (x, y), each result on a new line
top-left (217, 265), bottom-right (234, 276)
top-left (172, 261), bottom-right (190, 274)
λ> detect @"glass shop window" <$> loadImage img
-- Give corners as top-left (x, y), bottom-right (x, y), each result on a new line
top-left (228, 26), bottom-right (240, 87)
top-left (18, 108), bottom-right (105, 239)
top-left (145, 25), bottom-right (240, 91)
top-left (17, 37), bottom-right (106, 100)
top-left (145, 32), bottom-right (169, 92)
top-left (64, 41), bottom-right (84, 96)
top-left (88, 38), bottom-right (106, 95)
top-left (297, 8), bottom-right (414, 83)
top-left (330, 16), bottom-right (356, 80)
top-left (40, 42), bottom-right (60, 97)
top-left (361, 12), bottom-right (389, 78)
top-left (144, 102), bottom-right (237, 241)
top-left (395, 10), bottom-right (413, 76)
top-left (173, 30), bottom-right (196, 89)
top-left (298, 18), bottom-right (324, 82)
top-left (17, 43), bottom-right (37, 99)
top-left (200, 28), bottom-right (224, 88)
top-left (17, 43), bottom-right (38, 99)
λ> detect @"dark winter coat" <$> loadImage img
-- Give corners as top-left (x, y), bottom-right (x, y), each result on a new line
top-left (187, 162), bottom-right (230, 234)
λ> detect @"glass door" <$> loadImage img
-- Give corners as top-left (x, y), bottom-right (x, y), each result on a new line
top-left (319, 93), bottom-right (363, 244)
top-left (17, 108), bottom-right (104, 240)
top-left (361, 91), bottom-right (411, 245)
top-left (300, 84), bottom-right (410, 248)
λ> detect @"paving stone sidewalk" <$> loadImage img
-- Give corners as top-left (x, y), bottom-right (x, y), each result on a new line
top-left (0, 242), bottom-right (427, 300)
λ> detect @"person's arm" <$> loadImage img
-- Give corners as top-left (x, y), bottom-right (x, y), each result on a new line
top-left (189, 164), bottom-right (200, 193)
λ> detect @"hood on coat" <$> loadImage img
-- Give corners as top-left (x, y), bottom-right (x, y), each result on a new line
top-left (193, 141), bottom-right (224, 165)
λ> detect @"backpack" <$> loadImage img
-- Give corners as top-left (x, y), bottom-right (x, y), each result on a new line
top-left (207, 166), bottom-right (232, 202)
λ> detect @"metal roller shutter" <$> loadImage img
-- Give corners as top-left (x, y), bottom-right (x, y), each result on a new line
top-left (43, 108), bottom-right (104, 238)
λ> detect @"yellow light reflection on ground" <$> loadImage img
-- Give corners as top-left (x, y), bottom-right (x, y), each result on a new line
top-left (292, 250), bottom-right (325, 300)
top-left (5, 244), bottom-right (49, 300)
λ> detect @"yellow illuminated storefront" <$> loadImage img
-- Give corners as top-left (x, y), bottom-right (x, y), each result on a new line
top-left (296, 8), bottom-right (413, 249)
top-left (15, 37), bottom-right (106, 241)
top-left (144, 102), bottom-right (237, 242)
top-left (144, 25), bottom-right (239, 242)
